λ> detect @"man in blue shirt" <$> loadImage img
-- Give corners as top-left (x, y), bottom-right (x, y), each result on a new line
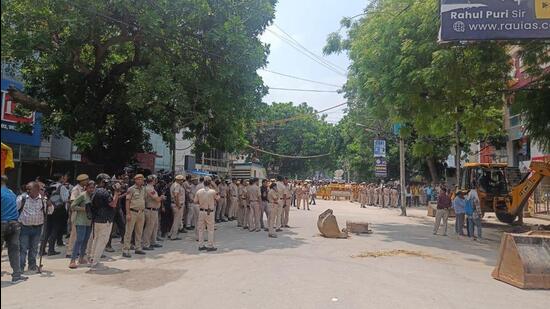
top-left (452, 191), bottom-right (466, 236)
top-left (1, 175), bottom-right (28, 282)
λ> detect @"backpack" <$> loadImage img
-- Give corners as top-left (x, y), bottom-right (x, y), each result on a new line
top-left (49, 184), bottom-right (64, 208)
top-left (465, 198), bottom-right (474, 216)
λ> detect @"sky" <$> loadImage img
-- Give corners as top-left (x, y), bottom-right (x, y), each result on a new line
top-left (259, 0), bottom-right (367, 124)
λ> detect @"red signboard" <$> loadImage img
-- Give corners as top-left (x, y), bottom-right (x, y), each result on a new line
top-left (1, 91), bottom-right (35, 124)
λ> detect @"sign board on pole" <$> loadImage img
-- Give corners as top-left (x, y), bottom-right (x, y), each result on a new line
top-left (439, 0), bottom-right (550, 42)
top-left (375, 157), bottom-right (387, 178)
top-left (374, 139), bottom-right (386, 157)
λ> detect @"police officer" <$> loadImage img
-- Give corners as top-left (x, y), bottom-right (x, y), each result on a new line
top-left (281, 177), bottom-right (292, 228)
top-left (143, 175), bottom-right (164, 250)
top-left (215, 179), bottom-right (227, 223)
top-left (122, 174), bottom-right (147, 258)
top-left (169, 175), bottom-right (185, 240)
top-left (194, 176), bottom-right (219, 251)
top-left (247, 178), bottom-right (261, 232)
top-left (267, 182), bottom-right (279, 238)
top-left (228, 178), bottom-right (238, 221)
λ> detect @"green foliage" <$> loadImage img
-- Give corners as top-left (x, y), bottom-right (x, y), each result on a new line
top-left (325, 0), bottom-right (511, 181)
top-left (2, 0), bottom-right (276, 169)
top-left (247, 102), bottom-right (337, 178)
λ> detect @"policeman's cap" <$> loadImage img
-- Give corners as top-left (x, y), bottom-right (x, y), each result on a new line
top-left (76, 174), bottom-right (89, 182)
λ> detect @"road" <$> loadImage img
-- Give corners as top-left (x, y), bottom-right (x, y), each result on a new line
top-left (2, 200), bottom-right (549, 309)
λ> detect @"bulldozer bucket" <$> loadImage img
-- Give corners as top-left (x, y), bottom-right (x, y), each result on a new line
top-left (491, 231), bottom-right (550, 289)
top-left (317, 209), bottom-right (348, 239)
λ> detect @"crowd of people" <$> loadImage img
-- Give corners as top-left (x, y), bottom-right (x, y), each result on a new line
top-left (1, 172), bottom-right (303, 282)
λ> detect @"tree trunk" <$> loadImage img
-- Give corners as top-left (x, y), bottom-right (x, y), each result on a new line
top-left (426, 157), bottom-right (438, 184)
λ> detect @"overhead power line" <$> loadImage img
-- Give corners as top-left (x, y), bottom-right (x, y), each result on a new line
top-left (260, 69), bottom-right (342, 87)
top-left (266, 28), bottom-right (347, 77)
top-left (268, 87), bottom-right (339, 93)
top-left (273, 24), bottom-right (347, 73)
top-left (247, 145), bottom-right (330, 159)
top-left (257, 102), bottom-right (347, 127)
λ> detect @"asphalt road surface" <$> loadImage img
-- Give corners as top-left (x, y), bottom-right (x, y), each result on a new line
top-left (2, 200), bottom-right (549, 309)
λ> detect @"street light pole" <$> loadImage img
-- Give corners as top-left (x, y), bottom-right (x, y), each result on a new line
top-left (399, 137), bottom-right (407, 216)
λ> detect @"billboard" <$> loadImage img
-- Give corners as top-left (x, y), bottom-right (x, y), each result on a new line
top-left (374, 139), bottom-right (386, 157)
top-left (375, 157), bottom-right (387, 178)
top-left (439, 0), bottom-right (550, 41)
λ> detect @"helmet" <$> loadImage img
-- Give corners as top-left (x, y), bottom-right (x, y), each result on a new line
top-left (96, 173), bottom-right (111, 183)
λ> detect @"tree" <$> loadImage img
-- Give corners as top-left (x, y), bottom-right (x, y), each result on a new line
top-left (512, 43), bottom-right (550, 151)
top-left (2, 0), bottom-right (276, 170)
top-left (324, 0), bottom-right (510, 182)
top-left (247, 102), bottom-right (337, 178)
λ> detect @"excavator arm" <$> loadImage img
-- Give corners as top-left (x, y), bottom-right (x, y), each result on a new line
top-left (506, 161), bottom-right (550, 219)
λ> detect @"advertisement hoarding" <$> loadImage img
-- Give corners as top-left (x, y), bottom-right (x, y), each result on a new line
top-left (375, 157), bottom-right (387, 178)
top-left (439, 0), bottom-right (550, 42)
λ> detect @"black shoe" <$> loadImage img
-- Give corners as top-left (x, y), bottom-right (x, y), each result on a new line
top-left (122, 252), bottom-right (132, 258)
top-left (135, 250), bottom-right (146, 255)
top-left (264, 228), bottom-right (269, 232)
top-left (191, 226), bottom-right (195, 229)
top-left (284, 225), bottom-right (290, 228)
top-left (215, 219), bottom-right (220, 223)
top-left (57, 242), bottom-right (65, 247)
top-left (243, 226), bottom-right (248, 230)
top-left (47, 251), bottom-right (60, 256)
top-left (12, 275), bottom-right (28, 283)
top-left (276, 228), bottom-right (283, 232)
top-left (152, 244), bottom-right (163, 248)
top-left (199, 246), bottom-right (207, 251)
top-left (143, 247), bottom-right (154, 251)
top-left (186, 227), bottom-right (193, 231)
top-left (65, 254), bottom-right (71, 258)
top-left (170, 237), bottom-right (182, 241)
top-left (222, 219), bottom-right (228, 222)
top-left (105, 247), bottom-right (115, 253)
top-left (206, 247), bottom-right (218, 252)
top-left (101, 254), bottom-right (107, 258)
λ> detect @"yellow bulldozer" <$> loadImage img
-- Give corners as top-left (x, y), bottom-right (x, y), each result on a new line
top-left (459, 160), bottom-right (550, 224)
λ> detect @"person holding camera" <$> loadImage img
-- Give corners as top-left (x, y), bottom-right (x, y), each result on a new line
top-left (122, 174), bottom-right (147, 258)
top-left (89, 173), bottom-right (121, 269)
top-left (68, 181), bottom-right (95, 269)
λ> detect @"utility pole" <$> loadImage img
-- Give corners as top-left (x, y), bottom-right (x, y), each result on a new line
top-left (399, 137), bottom-right (407, 216)
top-left (455, 109), bottom-right (461, 187)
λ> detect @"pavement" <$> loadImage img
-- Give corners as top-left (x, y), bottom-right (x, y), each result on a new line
top-left (2, 200), bottom-right (549, 309)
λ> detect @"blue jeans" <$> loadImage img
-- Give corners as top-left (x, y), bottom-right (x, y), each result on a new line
top-left (1, 221), bottom-right (22, 278)
top-left (19, 224), bottom-right (43, 270)
top-left (72, 225), bottom-right (92, 260)
top-left (467, 217), bottom-right (482, 238)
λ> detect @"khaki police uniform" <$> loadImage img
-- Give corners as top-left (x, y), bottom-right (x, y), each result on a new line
top-left (194, 186), bottom-right (218, 248)
top-left (300, 185), bottom-right (310, 210)
top-left (169, 181), bottom-right (185, 239)
top-left (143, 184), bottom-right (161, 248)
top-left (216, 182), bottom-right (228, 221)
top-left (229, 182), bottom-right (239, 220)
top-left (282, 182), bottom-right (292, 227)
top-left (267, 187), bottom-right (280, 236)
top-left (123, 184), bottom-right (146, 254)
top-left (247, 183), bottom-right (261, 232)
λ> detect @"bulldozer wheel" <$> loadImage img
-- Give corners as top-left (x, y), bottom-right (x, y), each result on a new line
top-left (496, 211), bottom-right (517, 225)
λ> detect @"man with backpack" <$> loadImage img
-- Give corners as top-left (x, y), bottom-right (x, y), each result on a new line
top-left (43, 173), bottom-right (69, 255)
top-left (17, 181), bottom-right (54, 272)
